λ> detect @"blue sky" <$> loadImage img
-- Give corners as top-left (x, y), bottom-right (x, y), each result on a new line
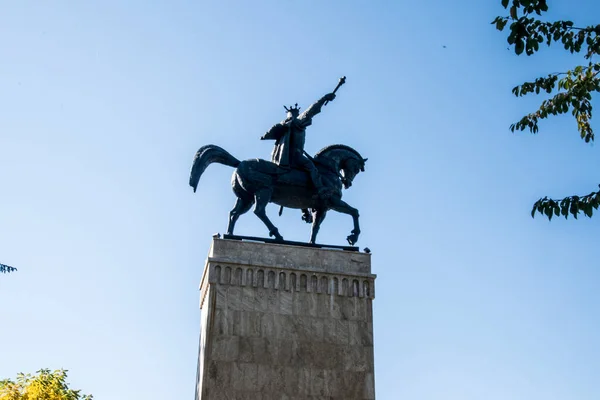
top-left (1, 1), bottom-right (599, 399)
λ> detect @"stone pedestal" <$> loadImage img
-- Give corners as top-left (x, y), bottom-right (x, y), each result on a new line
top-left (195, 238), bottom-right (376, 399)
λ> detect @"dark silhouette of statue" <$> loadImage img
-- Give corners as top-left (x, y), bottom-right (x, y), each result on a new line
top-left (189, 77), bottom-right (367, 245)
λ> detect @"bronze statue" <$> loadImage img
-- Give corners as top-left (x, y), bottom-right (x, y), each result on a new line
top-left (189, 77), bottom-right (367, 245)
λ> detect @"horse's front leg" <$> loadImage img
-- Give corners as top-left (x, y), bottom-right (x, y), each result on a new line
top-left (309, 209), bottom-right (327, 244)
top-left (329, 199), bottom-right (360, 245)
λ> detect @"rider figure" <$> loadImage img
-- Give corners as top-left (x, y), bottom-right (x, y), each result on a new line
top-left (261, 92), bottom-right (336, 198)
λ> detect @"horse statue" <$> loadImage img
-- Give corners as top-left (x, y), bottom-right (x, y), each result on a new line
top-left (189, 144), bottom-right (367, 245)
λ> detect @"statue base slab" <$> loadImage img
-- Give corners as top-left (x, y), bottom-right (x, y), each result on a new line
top-left (222, 233), bottom-right (359, 252)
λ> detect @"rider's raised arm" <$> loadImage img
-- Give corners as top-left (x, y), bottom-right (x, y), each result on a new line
top-left (299, 93), bottom-right (336, 121)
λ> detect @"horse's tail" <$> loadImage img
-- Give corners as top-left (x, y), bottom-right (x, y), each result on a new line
top-left (189, 145), bottom-right (241, 193)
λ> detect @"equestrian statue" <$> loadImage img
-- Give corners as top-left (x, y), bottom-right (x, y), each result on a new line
top-left (189, 77), bottom-right (367, 245)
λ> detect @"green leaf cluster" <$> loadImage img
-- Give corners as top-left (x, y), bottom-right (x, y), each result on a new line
top-left (0, 369), bottom-right (92, 400)
top-left (493, 0), bottom-right (600, 220)
top-left (509, 65), bottom-right (598, 142)
top-left (532, 186), bottom-right (600, 220)
top-left (492, 15), bottom-right (600, 58)
top-left (0, 263), bottom-right (17, 274)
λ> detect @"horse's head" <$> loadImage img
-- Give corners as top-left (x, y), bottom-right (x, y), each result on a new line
top-left (340, 157), bottom-right (367, 189)
top-left (314, 144), bottom-right (367, 190)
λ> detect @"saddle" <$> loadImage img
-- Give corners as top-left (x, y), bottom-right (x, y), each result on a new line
top-left (251, 159), bottom-right (312, 187)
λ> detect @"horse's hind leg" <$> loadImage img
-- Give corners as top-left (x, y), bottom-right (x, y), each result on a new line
top-left (253, 189), bottom-right (283, 241)
top-left (227, 196), bottom-right (253, 235)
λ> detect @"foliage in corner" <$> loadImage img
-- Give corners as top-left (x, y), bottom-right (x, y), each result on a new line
top-left (0, 369), bottom-right (93, 400)
top-left (492, 0), bottom-right (600, 220)
top-left (0, 263), bottom-right (17, 274)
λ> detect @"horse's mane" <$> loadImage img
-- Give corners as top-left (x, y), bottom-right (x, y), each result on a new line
top-left (314, 144), bottom-right (365, 161)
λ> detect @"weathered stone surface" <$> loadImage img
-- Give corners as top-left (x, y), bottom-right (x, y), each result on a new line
top-left (206, 238), bottom-right (371, 274)
top-left (196, 238), bottom-right (376, 399)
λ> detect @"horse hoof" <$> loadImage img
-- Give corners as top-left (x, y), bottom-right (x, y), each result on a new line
top-left (269, 230), bottom-right (284, 241)
top-left (346, 234), bottom-right (358, 246)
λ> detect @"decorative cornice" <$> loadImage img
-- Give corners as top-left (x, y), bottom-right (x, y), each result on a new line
top-left (200, 261), bottom-right (376, 308)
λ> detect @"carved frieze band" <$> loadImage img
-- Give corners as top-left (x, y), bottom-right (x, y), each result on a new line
top-left (200, 263), bottom-right (375, 308)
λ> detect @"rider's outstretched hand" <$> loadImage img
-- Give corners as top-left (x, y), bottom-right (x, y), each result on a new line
top-left (323, 92), bottom-right (336, 102)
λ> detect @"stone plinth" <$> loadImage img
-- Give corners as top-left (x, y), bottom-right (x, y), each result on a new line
top-left (195, 238), bottom-right (376, 399)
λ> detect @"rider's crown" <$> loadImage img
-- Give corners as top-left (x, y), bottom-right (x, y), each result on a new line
top-left (283, 103), bottom-right (301, 114)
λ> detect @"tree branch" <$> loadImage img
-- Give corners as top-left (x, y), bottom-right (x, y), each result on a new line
top-left (0, 263), bottom-right (17, 274)
top-left (532, 186), bottom-right (600, 220)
